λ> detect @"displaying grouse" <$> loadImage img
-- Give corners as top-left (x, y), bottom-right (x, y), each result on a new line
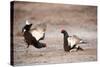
top-left (22, 20), bottom-right (46, 48)
top-left (61, 29), bottom-right (85, 52)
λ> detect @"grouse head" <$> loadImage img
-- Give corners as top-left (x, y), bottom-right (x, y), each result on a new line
top-left (22, 20), bottom-right (32, 32)
top-left (61, 29), bottom-right (69, 37)
top-left (61, 29), bottom-right (66, 33)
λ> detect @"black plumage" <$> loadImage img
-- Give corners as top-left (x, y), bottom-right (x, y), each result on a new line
top-left (61, 29), bottom-right (84, 52)
top-left (22, 22), bottom-right (46, 48)
top-left (23, 30), bottom-right (46, 48)
top-left (61, 30), bottom-right (71, 52)
top-left (22, 24), bottom-right (32, 32)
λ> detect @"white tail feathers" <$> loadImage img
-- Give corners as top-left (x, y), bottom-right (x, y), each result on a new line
top-left (80, 40), bottom-right (87, 44)
top-left (26, 20), bottom-right (30, 25)
top-left (31, 30), bottom-right (44, 41)
top-left (68, 35), bottom-right (87, 48)
top-left (80, 40), bottom-right (83, 43)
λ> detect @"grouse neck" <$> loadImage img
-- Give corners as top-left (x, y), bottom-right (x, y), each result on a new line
top-left (64, 32), bottom-right (69, 38)
top-left (64, 34), bottom-right (68, 43)
top-left (63, 32), bottom-right (70, 52)
top-left (62, 32), bottom-right (68, 43)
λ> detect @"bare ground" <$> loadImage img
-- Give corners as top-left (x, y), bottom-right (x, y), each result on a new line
top-left (12, 2), bottom-right (97, 66)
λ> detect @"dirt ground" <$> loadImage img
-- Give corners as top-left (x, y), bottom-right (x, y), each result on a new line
top-left (12, 1), bottom-right (97, 66)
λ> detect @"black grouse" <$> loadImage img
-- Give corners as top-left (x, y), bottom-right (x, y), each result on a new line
top-left (61, 29), bottom-right (85, 52)
top-left (22, 20), bottom-right (46, 48)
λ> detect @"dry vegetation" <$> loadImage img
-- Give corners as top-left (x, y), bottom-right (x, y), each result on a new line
top-left (12, 1), bottom-right (97, 66)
